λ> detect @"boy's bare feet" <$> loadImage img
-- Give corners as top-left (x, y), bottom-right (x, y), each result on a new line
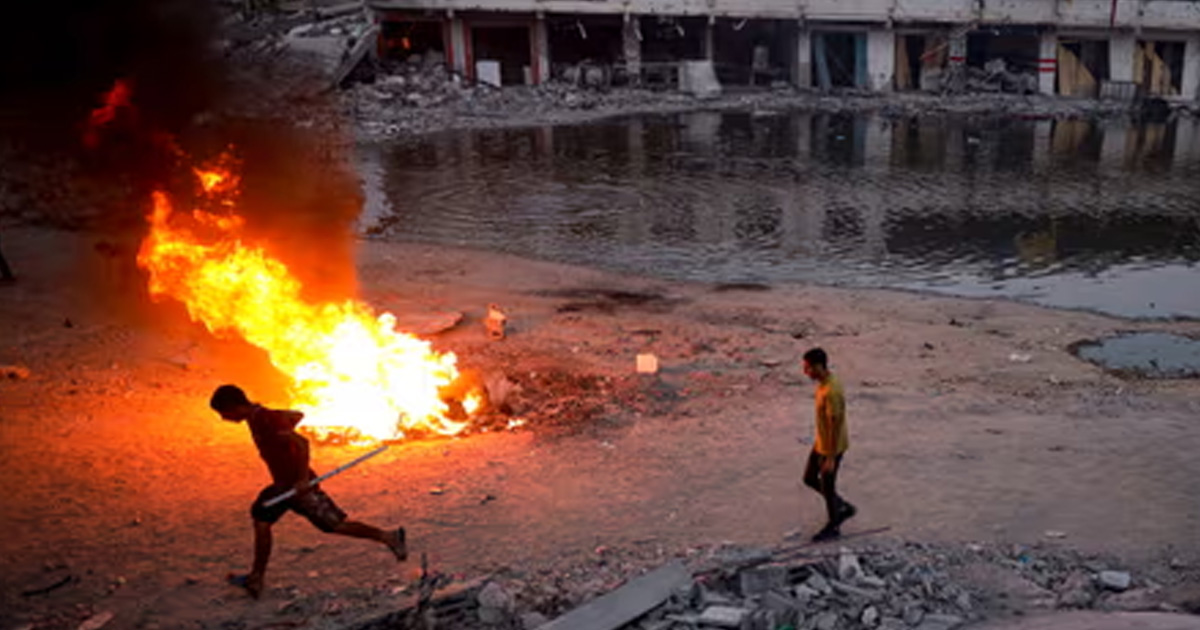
top-left (227, 572), bottom-right (264, 598)
top-left (387, 527), bottom-right (408, 562)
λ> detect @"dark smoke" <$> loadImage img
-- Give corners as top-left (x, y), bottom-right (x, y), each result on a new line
top-left (0, 1), bottom-right (363, 303)
top-left (0, 0), bottom-right (222, 152)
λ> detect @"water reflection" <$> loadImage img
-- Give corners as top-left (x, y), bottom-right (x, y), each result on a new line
top-left (365, 110), bottom-right (1200, 319)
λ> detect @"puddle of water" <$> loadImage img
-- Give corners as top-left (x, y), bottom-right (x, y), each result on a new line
top-left (1072, 332), bottom-right (1200, 379)
top-left (363, 111), bottom-right (1200, 319)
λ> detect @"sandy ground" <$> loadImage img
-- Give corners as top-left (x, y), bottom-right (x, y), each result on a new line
top-left (3, 226), bottom-right (1200, 630)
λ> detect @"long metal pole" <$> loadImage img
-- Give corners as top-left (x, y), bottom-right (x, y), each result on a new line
top-left (262, 444), bottom-right (389, 508)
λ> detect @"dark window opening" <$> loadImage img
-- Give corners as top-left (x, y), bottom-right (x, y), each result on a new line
top-left (380, 20), bottom-right (444, 63)
top-left (472, 25), bottom-right (532, 86)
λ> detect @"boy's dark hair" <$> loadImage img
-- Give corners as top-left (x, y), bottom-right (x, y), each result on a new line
top-left (210, 384), bottom-right (250, 412)
top-left (803, 347), bottom-right (828, 368)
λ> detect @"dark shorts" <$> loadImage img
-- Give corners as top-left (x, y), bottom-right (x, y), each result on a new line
top-left (251, 485), bottom-right (347, 533)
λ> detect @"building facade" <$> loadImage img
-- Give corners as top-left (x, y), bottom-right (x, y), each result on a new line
top-left (368, 0), bottom-right (1200, 99)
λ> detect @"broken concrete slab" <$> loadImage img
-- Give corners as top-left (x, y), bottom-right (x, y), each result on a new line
top-left (829, 578), bottom-right (884, 602)
top-left (696, 605), bottom-right (749, 628)
top-left (1098, 571), bottom-right (1131, 592)
top-left (536, 561), bottom-right (690, 630)
top-left (332, 24), bottom-right (379, 88)
top-left (738, 564), bottom-right (788, 597)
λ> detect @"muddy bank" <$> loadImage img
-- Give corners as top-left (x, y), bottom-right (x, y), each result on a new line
top-left (3, 227), bottom-right (1200, 629)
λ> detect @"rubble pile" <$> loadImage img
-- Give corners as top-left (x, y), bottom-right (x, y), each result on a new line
top-left (964, 59), bottom-right (1039, 95)
top-left (344, 72), bottom-right (693, 139)
top-left (349, 540), bottom-right (1198, 630)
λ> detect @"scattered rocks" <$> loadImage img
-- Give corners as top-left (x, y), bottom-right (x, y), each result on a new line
top-left (476, 582), bottom-right (515, 624)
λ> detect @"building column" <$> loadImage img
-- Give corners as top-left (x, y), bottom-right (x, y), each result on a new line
top-left (623, 15), bottom-right (642, 85)
top-left (866, 28), bottom-right (895, 92)
top-left (794, 24), bottom-right (812, 88)
top-left (1038, 30), bottom-right (1058, 95)
top-left (448, 17), bottom-right (468, 76)
top-left (947, 31), bottom-right (966, 92)
top-left (532, 16), bottom-right (550, 85)
top-left (1109, 33), bottom-right (1136, 82)
top-left (1182, 36), bottom-right (1200, 100)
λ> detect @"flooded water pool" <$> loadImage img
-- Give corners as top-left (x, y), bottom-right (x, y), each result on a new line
top-left (1072, 332), bottom-right (1200, 378)
top-left (360, 110), bottom-right (1200, 319)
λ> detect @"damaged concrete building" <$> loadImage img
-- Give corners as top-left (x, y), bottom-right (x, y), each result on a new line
top-left (366, 0), bottom-right (1200, 100)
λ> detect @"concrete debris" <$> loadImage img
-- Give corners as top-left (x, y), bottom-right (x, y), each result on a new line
top-left (862, 604), bottom-right (880, 627)
top-left (477, 582), bottom-right (515, 624)
top-left (350, 537), bottom-right (1196, 630)
top-left (794, 583), bottom-right (821, 601)
top-left (966, 59), bottom-right (1038, 95)
top-left (536, 561), bottom-right (690, 630)
top-left (697, 605), bottom-right (748, 628)
top-left (738, 564), bottom-right (788, 597)
top-left (1098, 570), bottom-right (1132, 592)
top-left (805, 572), bottom-right (832, 595)
top-left (635, 353), bottom-right (659, 374)
top-left (814, 610), bottom-right (840, 630)
top-left (838, 547), bottom-right (865, 583)
top-left (1057, 571), bottom-right (1095, 608)
top-left (486, 303), bottom-right (508, 340)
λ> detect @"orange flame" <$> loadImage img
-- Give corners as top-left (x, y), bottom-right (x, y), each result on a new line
top-left (137, 154), bottom-right (475, 442)
top-left (84, 79), bottom-right (133, 148)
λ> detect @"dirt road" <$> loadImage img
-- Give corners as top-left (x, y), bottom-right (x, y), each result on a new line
top-left (2, 227), bottom-right (1199, 629)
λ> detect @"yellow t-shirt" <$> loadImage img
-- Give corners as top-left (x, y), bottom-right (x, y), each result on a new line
top-left (814, 374), bottom-right (849, 456)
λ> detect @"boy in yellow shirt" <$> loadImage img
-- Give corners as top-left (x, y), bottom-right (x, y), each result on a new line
top-left (802, 348), bottom-right (856, 542)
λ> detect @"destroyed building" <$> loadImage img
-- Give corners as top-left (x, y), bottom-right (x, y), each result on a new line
top-left (364, 0), bottom-right (1200, 99)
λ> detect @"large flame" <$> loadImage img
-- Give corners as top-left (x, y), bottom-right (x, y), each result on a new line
top-left (137, 154), bottom-right (474, 441)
